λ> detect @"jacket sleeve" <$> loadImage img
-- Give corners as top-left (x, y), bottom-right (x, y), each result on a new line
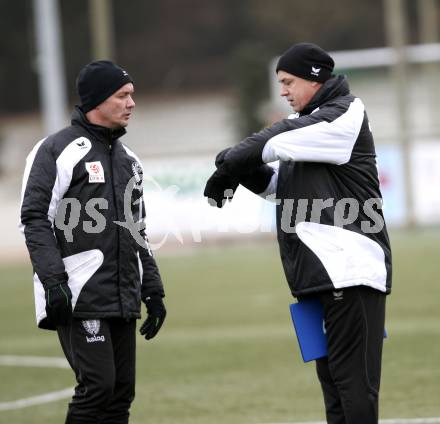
top-left (221, 98), bottom-right (364, 177)
top-left (138, 196), bottom-right (165, 299)
top-left (239, 164), bottom-right (277, 198)
top-left (214, 147), bottom-right (277, 198)
top-left (19, 140), bottom-right (66, 283)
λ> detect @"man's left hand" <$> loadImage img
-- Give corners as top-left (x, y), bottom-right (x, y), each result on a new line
top-left (140, 295), bottom-right (166, 340)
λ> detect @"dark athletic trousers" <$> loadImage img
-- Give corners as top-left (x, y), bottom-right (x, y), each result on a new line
top-left (313, 286), bottom-right (386, 424)
top-left (57, 318), bottom-right (136, 424)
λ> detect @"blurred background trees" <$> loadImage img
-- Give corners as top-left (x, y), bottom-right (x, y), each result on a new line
top-left (0, 0), bottom-right (401, 115)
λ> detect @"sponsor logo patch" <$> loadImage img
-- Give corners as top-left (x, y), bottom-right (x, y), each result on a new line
top-left (85, 161), bottom-right (105, 183)
top-left (131, 161), bottom-right (143, 190)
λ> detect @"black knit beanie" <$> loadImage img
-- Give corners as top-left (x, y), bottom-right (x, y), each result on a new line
top-left (275, 43), bottom-right (334, 83)
top-left (76, 60), bottom-right (133, 113)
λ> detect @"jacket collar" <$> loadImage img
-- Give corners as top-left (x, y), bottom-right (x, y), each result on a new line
top-left (301, 74), bottom-right (350, 115)
top-left (71, 106), bottom-right (127, 145)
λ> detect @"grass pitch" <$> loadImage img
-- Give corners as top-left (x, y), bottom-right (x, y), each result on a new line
top-left (0, 229), bottom-right (439, 423)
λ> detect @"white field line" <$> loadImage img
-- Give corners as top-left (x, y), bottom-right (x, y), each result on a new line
top-left (0, 355), bottom-right (70, 369)
top-left (0, 355), bottom-right (72, 411)
top-left (258, 419), bottom-right (440, 424)
top-left (0, 387), bottom-right (73, 411)
top-left (0, 356), bottom-right (439, 420)
top-left (380, 421), bottom-right (440, 424)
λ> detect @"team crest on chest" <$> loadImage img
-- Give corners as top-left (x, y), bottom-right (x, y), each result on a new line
top-left (85, 161), bottom-right (105, 183)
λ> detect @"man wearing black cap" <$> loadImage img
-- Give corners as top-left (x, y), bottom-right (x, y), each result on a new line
top-left (20, 60), bottom-right (166, 423)
top-left (204, 43), bottom-right (391, 423)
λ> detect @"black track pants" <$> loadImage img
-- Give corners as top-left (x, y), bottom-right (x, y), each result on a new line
top-left (57, 318), bottom-right (136, 424)
top-left (314, 286), bottom-right (386, 424)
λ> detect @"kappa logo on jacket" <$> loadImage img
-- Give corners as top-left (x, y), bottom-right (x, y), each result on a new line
top-left (74, 137), bottom-right (91, 150)
top-left (85, 161), bottom-right (105, 183)
top-left (82, 319), bottom-right (105, 343)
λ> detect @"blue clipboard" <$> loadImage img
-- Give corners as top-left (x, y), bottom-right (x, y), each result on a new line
top-left (289, 298), bottom-right (327, 363)
top-left (289, 298), bottom-right (388, 363)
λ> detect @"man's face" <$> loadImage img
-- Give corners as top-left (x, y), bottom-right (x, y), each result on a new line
top-left (94, 83), bottom-right (135, 129)
top-left (277, 70), bottom-right (321, 113)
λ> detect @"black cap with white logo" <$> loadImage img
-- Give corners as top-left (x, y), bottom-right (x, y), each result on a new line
top-left (275, 42), bottom-right (334, 83)
top-left (76, 60), bottom-right (133, 113)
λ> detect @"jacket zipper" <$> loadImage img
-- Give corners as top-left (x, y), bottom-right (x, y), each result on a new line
top-left (109, 142), bottom-right (123, 317)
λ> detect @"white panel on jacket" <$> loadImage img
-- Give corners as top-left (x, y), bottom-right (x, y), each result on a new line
top-left (296, 222), bottom-right (387, 292)
top-left (34, 249), bottom-right (104, 326)
top-left (18, 137), bottom-right (47, 234)
top-left (262, 98), bottom-right (365, 165)
top-left (48, 137), bottom-right (92, 225)
top-left (259, 161), bottom-right (279, 200)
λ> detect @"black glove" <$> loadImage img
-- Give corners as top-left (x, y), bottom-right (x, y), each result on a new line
top-left (215, 147), bottom-right (232, 168)
top-left (203, 168), bottom-right (239, 208)
top-left (215, 147), bottom-right (275, 195)
top-left (139, 295), bottom-right (166, 340)
top-left (43, 273), bottom-right (72, 326)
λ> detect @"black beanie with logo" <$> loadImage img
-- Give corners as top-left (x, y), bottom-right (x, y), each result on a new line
top-left (76, 60), bottom-right (133, 113)
top-left (275, 43), bottom-right (334, 83)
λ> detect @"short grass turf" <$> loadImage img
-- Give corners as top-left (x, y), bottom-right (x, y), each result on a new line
top-left (0, 228), bottom-right (439, 424)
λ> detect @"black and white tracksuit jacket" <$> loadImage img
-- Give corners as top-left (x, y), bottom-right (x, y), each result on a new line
top-left (221, 75), bottom-right (392, 297)
top-left (19, 107), bottom-right (164, 330)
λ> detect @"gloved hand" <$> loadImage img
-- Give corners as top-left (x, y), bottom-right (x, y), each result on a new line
top-left (139, 295), bottom-right (166, 340)
top-left (215, 147), bottom-right (231, 168)
top-left (43, 273), bottom-right (72, 326)
top-left (203, 168), bottom-right (239, 208)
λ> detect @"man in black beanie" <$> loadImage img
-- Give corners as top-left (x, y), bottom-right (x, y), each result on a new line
top-left (20, 60), bottom-right (167, 423)
top-left (204, 42), bottom-right (391, 424)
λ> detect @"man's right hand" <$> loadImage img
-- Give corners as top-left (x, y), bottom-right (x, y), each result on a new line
top-left (215, 147), bottom-right (232, 168)
top-left (43, 273), bottom-right (73, 326)
top-left (204, 168), bottom-right (239, 208)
